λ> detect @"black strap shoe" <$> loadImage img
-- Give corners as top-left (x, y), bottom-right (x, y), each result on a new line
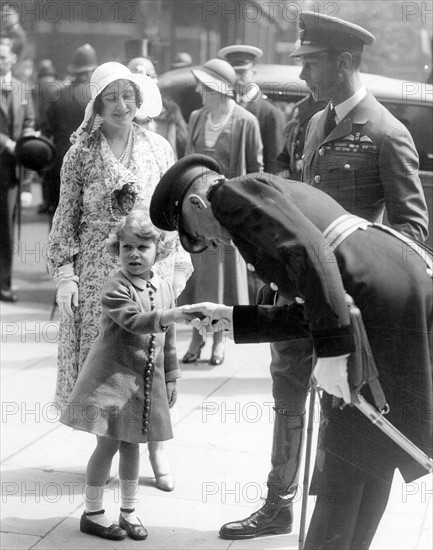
top-left (219, 499), bottom-right (293, 539)
top-left (119, 508), bottom-right (148, 540)
top-left (80, 510), bottom-right (126, 540)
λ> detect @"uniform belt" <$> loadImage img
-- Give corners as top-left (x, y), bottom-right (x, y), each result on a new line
top-left (323, 214), bottom-right (433, 276)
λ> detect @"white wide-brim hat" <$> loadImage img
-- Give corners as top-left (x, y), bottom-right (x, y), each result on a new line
top-left (74, 62), bottom-right (162, 139)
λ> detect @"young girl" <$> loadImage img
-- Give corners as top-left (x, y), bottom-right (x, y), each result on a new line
top-left (59, 210), bottom-right (188, 541)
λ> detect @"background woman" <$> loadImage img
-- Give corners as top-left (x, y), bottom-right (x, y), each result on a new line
top-left (46, 62), bottom-right (192, 491)
top-left (179, 58), bottom-right (263, 366)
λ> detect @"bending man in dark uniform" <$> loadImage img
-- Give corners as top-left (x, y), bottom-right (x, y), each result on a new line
top-left (150, 154), bottom-right (432, 549)
top-left (205, 11), bottom-right (430, 542)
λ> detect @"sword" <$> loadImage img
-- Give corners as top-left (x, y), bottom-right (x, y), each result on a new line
top-left (354, 395), bottom-right (433, 473)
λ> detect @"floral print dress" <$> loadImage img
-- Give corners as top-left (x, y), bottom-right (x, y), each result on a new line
top-left (46, 123), bottom-right (192, 410)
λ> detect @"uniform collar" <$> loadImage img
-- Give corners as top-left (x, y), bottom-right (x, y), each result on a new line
top-left (333, 85), bottom-right (367, 123)
top-left (120, 269), bottom-right (160, 291)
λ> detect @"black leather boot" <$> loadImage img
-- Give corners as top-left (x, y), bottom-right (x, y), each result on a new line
top-left (219, 496), bottom-right (293, 539)
top-left (219, 412), bottom-right (305, 539)
top-left (267, 408), bottom-right (306, 503)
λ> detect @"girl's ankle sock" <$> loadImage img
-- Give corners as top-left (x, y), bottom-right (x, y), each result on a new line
top-left (120, 479), bottom-right (139, 523)
top-left (84, 484), bottom-right (111, 527)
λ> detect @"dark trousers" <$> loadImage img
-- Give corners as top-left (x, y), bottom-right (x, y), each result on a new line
top-left (304, 454), bottom-right (394, 549)
top-left (0, 182), bottom-right (18, 290)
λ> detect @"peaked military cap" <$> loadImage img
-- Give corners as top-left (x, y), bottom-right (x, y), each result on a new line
top-left (218, 45), bottom-right (263, 70)
top-left (289, 11), bottom-right (375, 57)
top-left (150, 154), bottom-right (222, 253)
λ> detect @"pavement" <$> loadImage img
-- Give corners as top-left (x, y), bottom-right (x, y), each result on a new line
top-left (1, 190), bottom-right (432, 550)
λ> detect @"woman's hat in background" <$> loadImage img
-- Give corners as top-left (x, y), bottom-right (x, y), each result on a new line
top-left (15, 134), bottom-right (57, 172)
top-left (191, 58), bottom-right (236, 96)
top-left (73, 62), bottom-right (162, 140)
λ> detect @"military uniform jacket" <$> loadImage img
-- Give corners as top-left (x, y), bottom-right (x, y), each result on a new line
top-left (302, 92), bottom-right (428, 242)
top-left (208, 174), bottom-right (432, 481)
top-left (60, 270), bottom-right (181, 444)
top-left (243, 95), bottom-right (285, 174)
top-left (208, 173), bottom-right (354, 356)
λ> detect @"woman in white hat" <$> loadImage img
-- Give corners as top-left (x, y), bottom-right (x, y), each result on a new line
top-left (179, 58), bottom-right (263, 365)
top-left (46, 62), bottom-right (192, 512)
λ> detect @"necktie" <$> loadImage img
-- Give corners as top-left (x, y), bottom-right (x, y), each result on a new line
top-left (325, 106), bottom-right (337, 136)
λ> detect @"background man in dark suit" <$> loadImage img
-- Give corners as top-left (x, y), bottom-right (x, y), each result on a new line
top-left (40, 44), bottom-right (97, 221)
top-left (218, 45), bottom-right (285, 174)
top-left (0, 38), bottom-right (35, 302)
top-left (149, 154), bottom-right (432, 549)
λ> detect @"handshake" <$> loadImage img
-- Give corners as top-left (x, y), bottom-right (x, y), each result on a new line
top-left (179, 303), bottom-right (234, 337)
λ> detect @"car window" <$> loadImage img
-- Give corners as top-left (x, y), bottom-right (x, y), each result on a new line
top-left (381, 102), bottom-right (433, 173)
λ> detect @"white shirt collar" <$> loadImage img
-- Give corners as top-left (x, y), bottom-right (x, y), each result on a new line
top-left (333, 85), bottom-right (367, 123)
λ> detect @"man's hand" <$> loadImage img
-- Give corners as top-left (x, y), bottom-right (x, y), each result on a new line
top-left (166, 381), bottom-right (177, 408)
top-left (313, 355), bottom-right (351, 404)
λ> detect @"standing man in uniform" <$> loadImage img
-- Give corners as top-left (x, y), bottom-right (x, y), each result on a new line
top-left (296, 12), bottom-right (428, 240)
top-left (149, 154), bottom-right (432, 549)
top-left (0, 38), bottom-right (35, 302)
top-left (218, 45), bottom-right (285, 174)
top-left (213, 11), bottom-right (429, 542)
top-left (40, 44), bottom-right (97, 221)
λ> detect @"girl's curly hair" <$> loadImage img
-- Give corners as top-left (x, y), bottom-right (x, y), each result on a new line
top-left (106, 209), bottom-right (176, 262)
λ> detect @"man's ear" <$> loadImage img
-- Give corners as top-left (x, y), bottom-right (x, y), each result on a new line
top-left (187, 194), bottom-right (208, 211)
top-left (338, 52), bottom-right (352, 71)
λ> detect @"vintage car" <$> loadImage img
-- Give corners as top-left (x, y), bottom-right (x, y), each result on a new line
top-left (159, 64), bottom-right (433, 246)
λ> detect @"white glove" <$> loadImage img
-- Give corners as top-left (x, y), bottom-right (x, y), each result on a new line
top-left (55, 264), bottom-right (79, 318)
top-left (182, 302), bottom-right (233, 336)
top-left (313, 354), bottom-right (351, 404)
top-left (57, 279), bottom-right (79, 317)
top-left (182, 302), bottom-right (233, 323)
